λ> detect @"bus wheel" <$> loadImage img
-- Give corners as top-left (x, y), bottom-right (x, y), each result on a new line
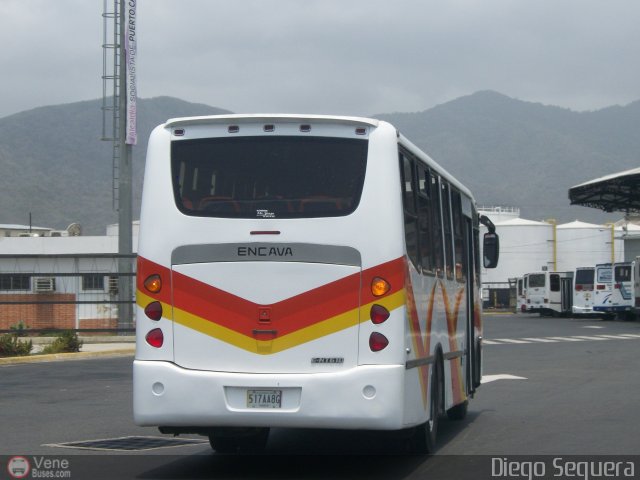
top-left (407, 359), bottom-right (442, 454)
top-left (447, 400), bottom-right (468, 421)
top-left (208, 427), bottom-right (269, 454)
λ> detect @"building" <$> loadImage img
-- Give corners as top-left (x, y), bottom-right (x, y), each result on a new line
top-left (0, 226), bottom-right (137, 332)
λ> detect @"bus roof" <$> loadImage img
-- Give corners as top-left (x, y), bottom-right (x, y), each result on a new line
top-left (162, 113), bottom-right (475, 203)
top-left (164, 114), bottom-right (380, 129)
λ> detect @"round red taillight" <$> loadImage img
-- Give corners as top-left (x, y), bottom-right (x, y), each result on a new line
top-left (369, 332), bottom-right (389, 352)
top-left (145, 328), bottom-right (164, 348)
top-left (144, 301), bottom-right (163, 321)
top-left (370, 304), bottom-right (390, 324)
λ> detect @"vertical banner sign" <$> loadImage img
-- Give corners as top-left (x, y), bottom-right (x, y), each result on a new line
top-left (125, 0), bottom-right (137, 145)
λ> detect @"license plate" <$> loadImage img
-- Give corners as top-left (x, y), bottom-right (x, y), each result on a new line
top-left (246, 389), bottom-right (282, 409)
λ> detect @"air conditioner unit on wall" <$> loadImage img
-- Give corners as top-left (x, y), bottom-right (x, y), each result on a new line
top-left (108, 276), bottom-right (119, 295)
top-left (33, 277), bottom-right (56, 293)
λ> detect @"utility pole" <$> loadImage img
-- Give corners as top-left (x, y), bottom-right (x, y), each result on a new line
top-left (103, 0), bottom-right (135, 330)
top-left (117, 0), bottom-right (133, 330)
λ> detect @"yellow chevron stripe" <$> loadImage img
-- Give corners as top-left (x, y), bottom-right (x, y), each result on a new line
top-left (164, 289), bottom-right (406, 355)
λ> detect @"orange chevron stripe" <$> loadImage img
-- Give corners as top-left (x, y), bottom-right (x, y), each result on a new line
top-left (404, 259), bottom-right (431, 407)
top-left (442, 285), bottom-right (467, 405)
top-left (170, 289), bottom-right (406, 354)
top-left (136, 254), bottom-right (406, 352)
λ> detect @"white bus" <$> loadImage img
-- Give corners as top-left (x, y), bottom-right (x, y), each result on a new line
top-left (524, 271), bottom-right (573, 316)
top-left (572, 266), bottom-right (598, 316)
top-left (133, 114), bottom-right (499, 454)
top-left (634, 257), bottom-right (640, 318)
top-left (516, 276), bottom-right (526, 312)
top-left (609, 261), bottom-right (635, 320)
top-left (593, 263), bottom-right (613, 318)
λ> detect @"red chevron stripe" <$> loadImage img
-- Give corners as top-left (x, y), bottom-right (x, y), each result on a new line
top-left (137, 254), bottom-right (405, 338)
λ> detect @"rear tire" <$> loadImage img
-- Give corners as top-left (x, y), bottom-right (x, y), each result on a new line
top-left (447, 400), bottom-right (468, 421)
top-left (208, 427), bottom-right (269, 454)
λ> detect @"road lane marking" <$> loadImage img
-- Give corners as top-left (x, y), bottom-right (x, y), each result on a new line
top-left (546, 337), bottom-right (585, 342)
top-left (484, 334), bottom-right (640, 345)
top-left (481, 374), bottom-right (527, 384)
top-left (521, 337), bottom-right (559, 343)
top-left (494, 338), bottom-right (532, 344)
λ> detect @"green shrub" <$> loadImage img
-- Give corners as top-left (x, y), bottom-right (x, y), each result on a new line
top-left (9, 320), bottom-right (29, 336)
top-left (0, 334), bottom-right (33, 357)
top-left (42, 331), bottom-right (83, 354)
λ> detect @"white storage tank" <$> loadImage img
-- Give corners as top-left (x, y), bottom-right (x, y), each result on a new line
top-left (556, 221), bottom-right (624, 272)
top-left (481, 217), bottom-right (554, 286)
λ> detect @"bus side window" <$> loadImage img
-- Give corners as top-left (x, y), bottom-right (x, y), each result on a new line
top-left (400, 153), bottom-right (420, 269)
top-left (441, 181), bottom-right (454, 280)
top-left (431, 175), bottom-right (444, 277)
top-left (418, 167), bottom-right (434, 273)
top-left (451, 190), bottom-right (466, 283)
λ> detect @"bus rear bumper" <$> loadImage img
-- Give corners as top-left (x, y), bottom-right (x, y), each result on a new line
top-left (133, 360), bottom-right (408, 431)
top-left (572, 306), bottom-right (597, 315)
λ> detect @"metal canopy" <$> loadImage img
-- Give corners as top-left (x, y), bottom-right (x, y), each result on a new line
top-left (568, 166), bottom-right (640, 213)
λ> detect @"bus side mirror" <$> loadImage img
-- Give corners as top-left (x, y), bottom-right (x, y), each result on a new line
top-left (483, 232), bottom-right (499, 269)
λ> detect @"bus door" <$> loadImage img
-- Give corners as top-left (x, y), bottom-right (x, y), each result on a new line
top-left (561, 275), bottom-right (573, 313)
top-left (466, 216), bottom-right (481, 393)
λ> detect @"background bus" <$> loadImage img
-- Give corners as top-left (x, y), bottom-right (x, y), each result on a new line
top-left (525, 271), bottom-right (573, 316)
top-left (517, 276), bottom-right (526, 312)
top-left (593, 263), bottom-right (613, 318)
top-left (573, 266), bottom-right (597, 316)
top-left (133, 114), bottom-right (498, 454)
top-left (609, 261), bottom-right (635, 320)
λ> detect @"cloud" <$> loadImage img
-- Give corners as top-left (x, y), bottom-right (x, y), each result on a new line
top-left (1, 0), bottom-right (639, 118)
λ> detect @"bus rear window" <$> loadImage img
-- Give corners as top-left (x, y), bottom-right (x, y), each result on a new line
top-left (575, 269), bottom-right (594, 287)
top-left (528, 274), bottom-right (545, 288)
top-left (171, 136), bottom-right (368, 219)
top-left (615, 266), bottom-right (631, 282)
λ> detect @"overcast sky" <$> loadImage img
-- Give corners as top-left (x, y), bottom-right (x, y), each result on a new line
top-left (1, 0), bottom-right (639, 119)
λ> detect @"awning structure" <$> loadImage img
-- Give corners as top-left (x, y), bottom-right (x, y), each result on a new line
top-left (568, 166), bottom-right (640, 213)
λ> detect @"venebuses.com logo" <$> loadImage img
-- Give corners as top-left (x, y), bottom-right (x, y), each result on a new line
top-left (6, 456), bottom-right (71, 479)
top-left (6, 457), bottom-right (30, 479)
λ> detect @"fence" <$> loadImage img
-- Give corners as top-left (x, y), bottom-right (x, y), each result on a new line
top-left (0, 253), bottom-right (136, 334)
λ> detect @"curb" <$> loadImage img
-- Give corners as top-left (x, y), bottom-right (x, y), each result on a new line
top-left (0, 348), bottom-right (135, 366)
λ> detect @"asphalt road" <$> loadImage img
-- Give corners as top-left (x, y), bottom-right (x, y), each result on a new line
top-left (1, 312), bottom-right (639, 479)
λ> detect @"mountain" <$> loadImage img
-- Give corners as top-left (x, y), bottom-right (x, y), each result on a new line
top-left (376, 91), bottom-right (640, 225)
top-left (1, 92), bottom-right (639, 233)
top-left (0, 97), bottom-right (230, 234)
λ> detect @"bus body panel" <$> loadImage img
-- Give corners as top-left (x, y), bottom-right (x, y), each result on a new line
top-left (573, 267), bottom-right (597, 315)
top-left (171, 260), bottom-right (362, 373)
top-left (134, 360), bottom-right (406, 430)
top-left (593, 263), bottom-right (613, 313)
top-left (134, 114), bottom-right (487, 442)
top-left (608, 261), bottom-right (634, 314)
top-left (525, 272), bottom-right (546, 312)
top-left (524, 271), bottom-right (572, 315)
top-left (634, 257), bottom-right (640, 315)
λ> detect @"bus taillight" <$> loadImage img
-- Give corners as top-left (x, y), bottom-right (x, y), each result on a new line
top-left (370, 304), bottom-right (390, 324)
top-left (144, 274), bottom-right (162, 294)
top-left (575, 285), bottom-right (583, 291)
top-left (145, 328), bottom-right (164, 348)
top-left (369, 332), bottom-right (389, 352)
top-left (371, 277), bottom-right (390, 297)
top-left (144, 301), bottom-right (163, 321)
